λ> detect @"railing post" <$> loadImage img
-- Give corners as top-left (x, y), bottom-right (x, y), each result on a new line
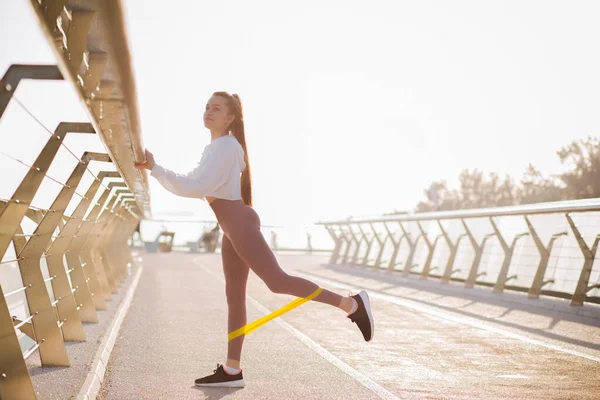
top-left (37, 0), bottom-right (68, 31)
top-left (0, 285), bottom-right (37, 399)
top-left (16, 126), bottom-right (96, 343)
top-left (1, 122), bottom-right (102, 367)
top-left (325, 225), bottom-right (342, 265)
top-left (62, 170), bottom-right (116, 313)
top-left (117, 209), bottom-right (140, 277)
top-left (90, 182), bottom-right (128, 293)
top-left (439, 221), bottom-right (467, 283)
top-left (95, 186), bottom-right (130, 287)
top-left (347, 224), bottom-right (363, 265)
top-left (383, 222), bottom-right (406, 270)
top-left (566, 213), bottom-right (600, 306)
top-left (0, 64), bottom-right (62, 118)
top-left (399, 222), bottom-right (420, 277)
top-left (70, 172), bottom-right (122, 302)
top-left (340, 226), bottom-right (353, 266)
top-left (63, 7), bottom-right (96, 73)
top-left (463, 219), bottom-right (495, 288)
top-left (0, 122), bottom-right (70, 260)
top-left (81, 187), bottom-right (115, 298)
top-left (526, 216), bottom-right (568, 299)
top-left (12, 223), bottom-right (69, 367)
top-left (490, 217), bottom-right (529, 293)
top-left (101, 205), bottom-right (128, 284)
top-left (358, 224), bottom-right (375, 267)
top-left (417, 222), bottom-right (443, 279)
top-left (370, 223), bottom-right (389, 269)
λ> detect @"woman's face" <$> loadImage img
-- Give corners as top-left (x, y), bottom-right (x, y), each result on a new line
top-left (204, 95), bottom-right (234, 132)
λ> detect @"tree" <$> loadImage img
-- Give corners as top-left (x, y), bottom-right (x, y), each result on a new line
top-left (557, 137), bottom-right (600, 199)
top-left (411, 136), bottom-right (599, 213)
top-left (517, 164), bottom-right (565, 205)
top-left (457, 169), bottom-right (517, 209)
top-left (416, 170), bottom-right (518, 212)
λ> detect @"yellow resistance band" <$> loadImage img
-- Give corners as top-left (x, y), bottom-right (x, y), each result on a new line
top-left (228, 287), bottom-right (323, 341)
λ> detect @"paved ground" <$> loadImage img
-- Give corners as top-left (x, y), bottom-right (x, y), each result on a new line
top-left (97, 252), bottom-right (600, 400)
top-left (24, 252), bottom-right (143, 400)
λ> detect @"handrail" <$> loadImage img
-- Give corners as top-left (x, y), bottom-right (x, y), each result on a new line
top-left (317, 198), bottom-right (600, 225)
top-left (317, 198), bottom-right (600, 307)
top-left (28, 0), bottom-right (151, 218)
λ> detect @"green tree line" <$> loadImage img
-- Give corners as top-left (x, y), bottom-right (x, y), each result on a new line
top-left (415, 137), bottom-right (600, 212)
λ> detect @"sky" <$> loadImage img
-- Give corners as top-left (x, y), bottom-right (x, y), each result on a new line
top-left (1, 0), bottom-right (599, 230)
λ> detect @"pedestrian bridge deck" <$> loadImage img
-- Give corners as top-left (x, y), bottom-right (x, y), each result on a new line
top-left (81, 252), bottom-right (600, 400)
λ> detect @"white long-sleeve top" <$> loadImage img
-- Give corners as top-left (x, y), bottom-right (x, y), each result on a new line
top-left (150, 135), bottom-right (246, 201)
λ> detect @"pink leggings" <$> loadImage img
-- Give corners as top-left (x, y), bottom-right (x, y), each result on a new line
top-left (209, 198), bottom-right (343, 362)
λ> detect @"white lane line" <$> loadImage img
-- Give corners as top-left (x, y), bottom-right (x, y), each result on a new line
top-left (193, 257), bottom-right (400, 400)
top-left (295, 271), bottom-right (600, 364)
top-left (76, 265), bottom-right (144, 400)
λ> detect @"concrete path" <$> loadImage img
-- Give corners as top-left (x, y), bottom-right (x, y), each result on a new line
top-left (23, 252), bottom-right (143, 400)
top-left (97, 252), bottom-right (600, 400)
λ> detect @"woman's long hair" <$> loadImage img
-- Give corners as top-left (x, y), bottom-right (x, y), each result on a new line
top-left (214, 91), bottom-right (252, 207)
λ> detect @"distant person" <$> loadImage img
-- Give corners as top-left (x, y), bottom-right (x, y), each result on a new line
top-left (134, 92), bottom-right (374, 388)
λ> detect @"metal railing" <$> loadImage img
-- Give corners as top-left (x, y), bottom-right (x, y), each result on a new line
top-left (317, 198), bottom-right (600, 307)
top-left (0, 1), bottom-right (147, 398)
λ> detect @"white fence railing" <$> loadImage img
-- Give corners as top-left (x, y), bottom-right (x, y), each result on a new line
top-left (317, 199), bottom-right (600, 307)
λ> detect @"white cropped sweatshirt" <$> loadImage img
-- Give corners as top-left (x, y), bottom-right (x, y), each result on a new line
top-left (150, 135), bottom-right (246, 201)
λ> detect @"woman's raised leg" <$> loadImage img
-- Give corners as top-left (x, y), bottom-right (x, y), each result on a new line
top-left (228, 224), bottom-right (343, 306)
top-left (227, 223), bottom-right (373, 342)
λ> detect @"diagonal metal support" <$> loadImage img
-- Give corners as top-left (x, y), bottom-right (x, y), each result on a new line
top-left (95, 194), bottom-right (127, 287)
top-left (439, 221), bottom-right (468, 283)
top-left (358, 224), bottom-right (375, 267)
top-left (44, 152), bottom-right (111, 325)
top-left (63, 7), bottom-right (96, 73)
top-left (0, 127), bottom-right (63, 259)
top-left (105, 206), bottom-right (133, 284)
top-left (64, 171), bottom-right (121, 305)
top-left (80, 181), bottom-right (128, 296)
top-left (399, 222), bottom-right (421, 277)
top-left (417, 222), bottom-right (443, 279)
top-left (97, 200), bottom-right (135, 286)
top-left (383, 222), bottom-right (407, 270)
top-left (340, 226), bottom-right (353, 266)
top-left (325, 225), bottom-right (343, 265)
top-left (526, 216), bottom-right (568, 299)
top-left (370, 223), bottom-right (389, 269)
top-left (0, 285), bottom-right (37, 399)
top-left (36, 0), bottom-right (68, 32)
top-left (13, 225), bottom-right (69, 367)
top-left (463, 219), bottom-right (496, 288)
top-left (491, 217), bottom-right (529, 293)
top-left (0, 64), bottom-right (63, 118)
top-left (347, 225), bottom-right (363, 265)
top-left (17, 134), bottom-right (96, 343)
top-left (566, 213), bottom-right (600, 306)
top-left (1, 123), bottom-right (98, 367)
top-left (83, 48), bottom-right (108, 98)
top-left (0, 122), bottom-right (93, 260)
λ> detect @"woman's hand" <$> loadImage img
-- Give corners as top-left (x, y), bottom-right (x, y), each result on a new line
top-left (134, 149), bottom-right (156, 170)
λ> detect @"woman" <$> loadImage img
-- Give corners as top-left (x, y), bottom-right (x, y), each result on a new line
top-left (134, 92), bottom-right (374, 388)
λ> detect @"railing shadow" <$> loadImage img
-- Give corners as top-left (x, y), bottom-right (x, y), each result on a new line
top-left (298, 263), bottom-right (600, 352)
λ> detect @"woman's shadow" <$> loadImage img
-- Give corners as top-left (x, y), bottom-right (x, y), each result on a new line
top-left (191, 385), bottom-right (244, 399)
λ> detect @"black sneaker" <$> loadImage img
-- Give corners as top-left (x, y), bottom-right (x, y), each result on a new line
top-left (347, 290), bottom-right (374, 341)
top-left (194, 364), bottom-right (245, 388)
